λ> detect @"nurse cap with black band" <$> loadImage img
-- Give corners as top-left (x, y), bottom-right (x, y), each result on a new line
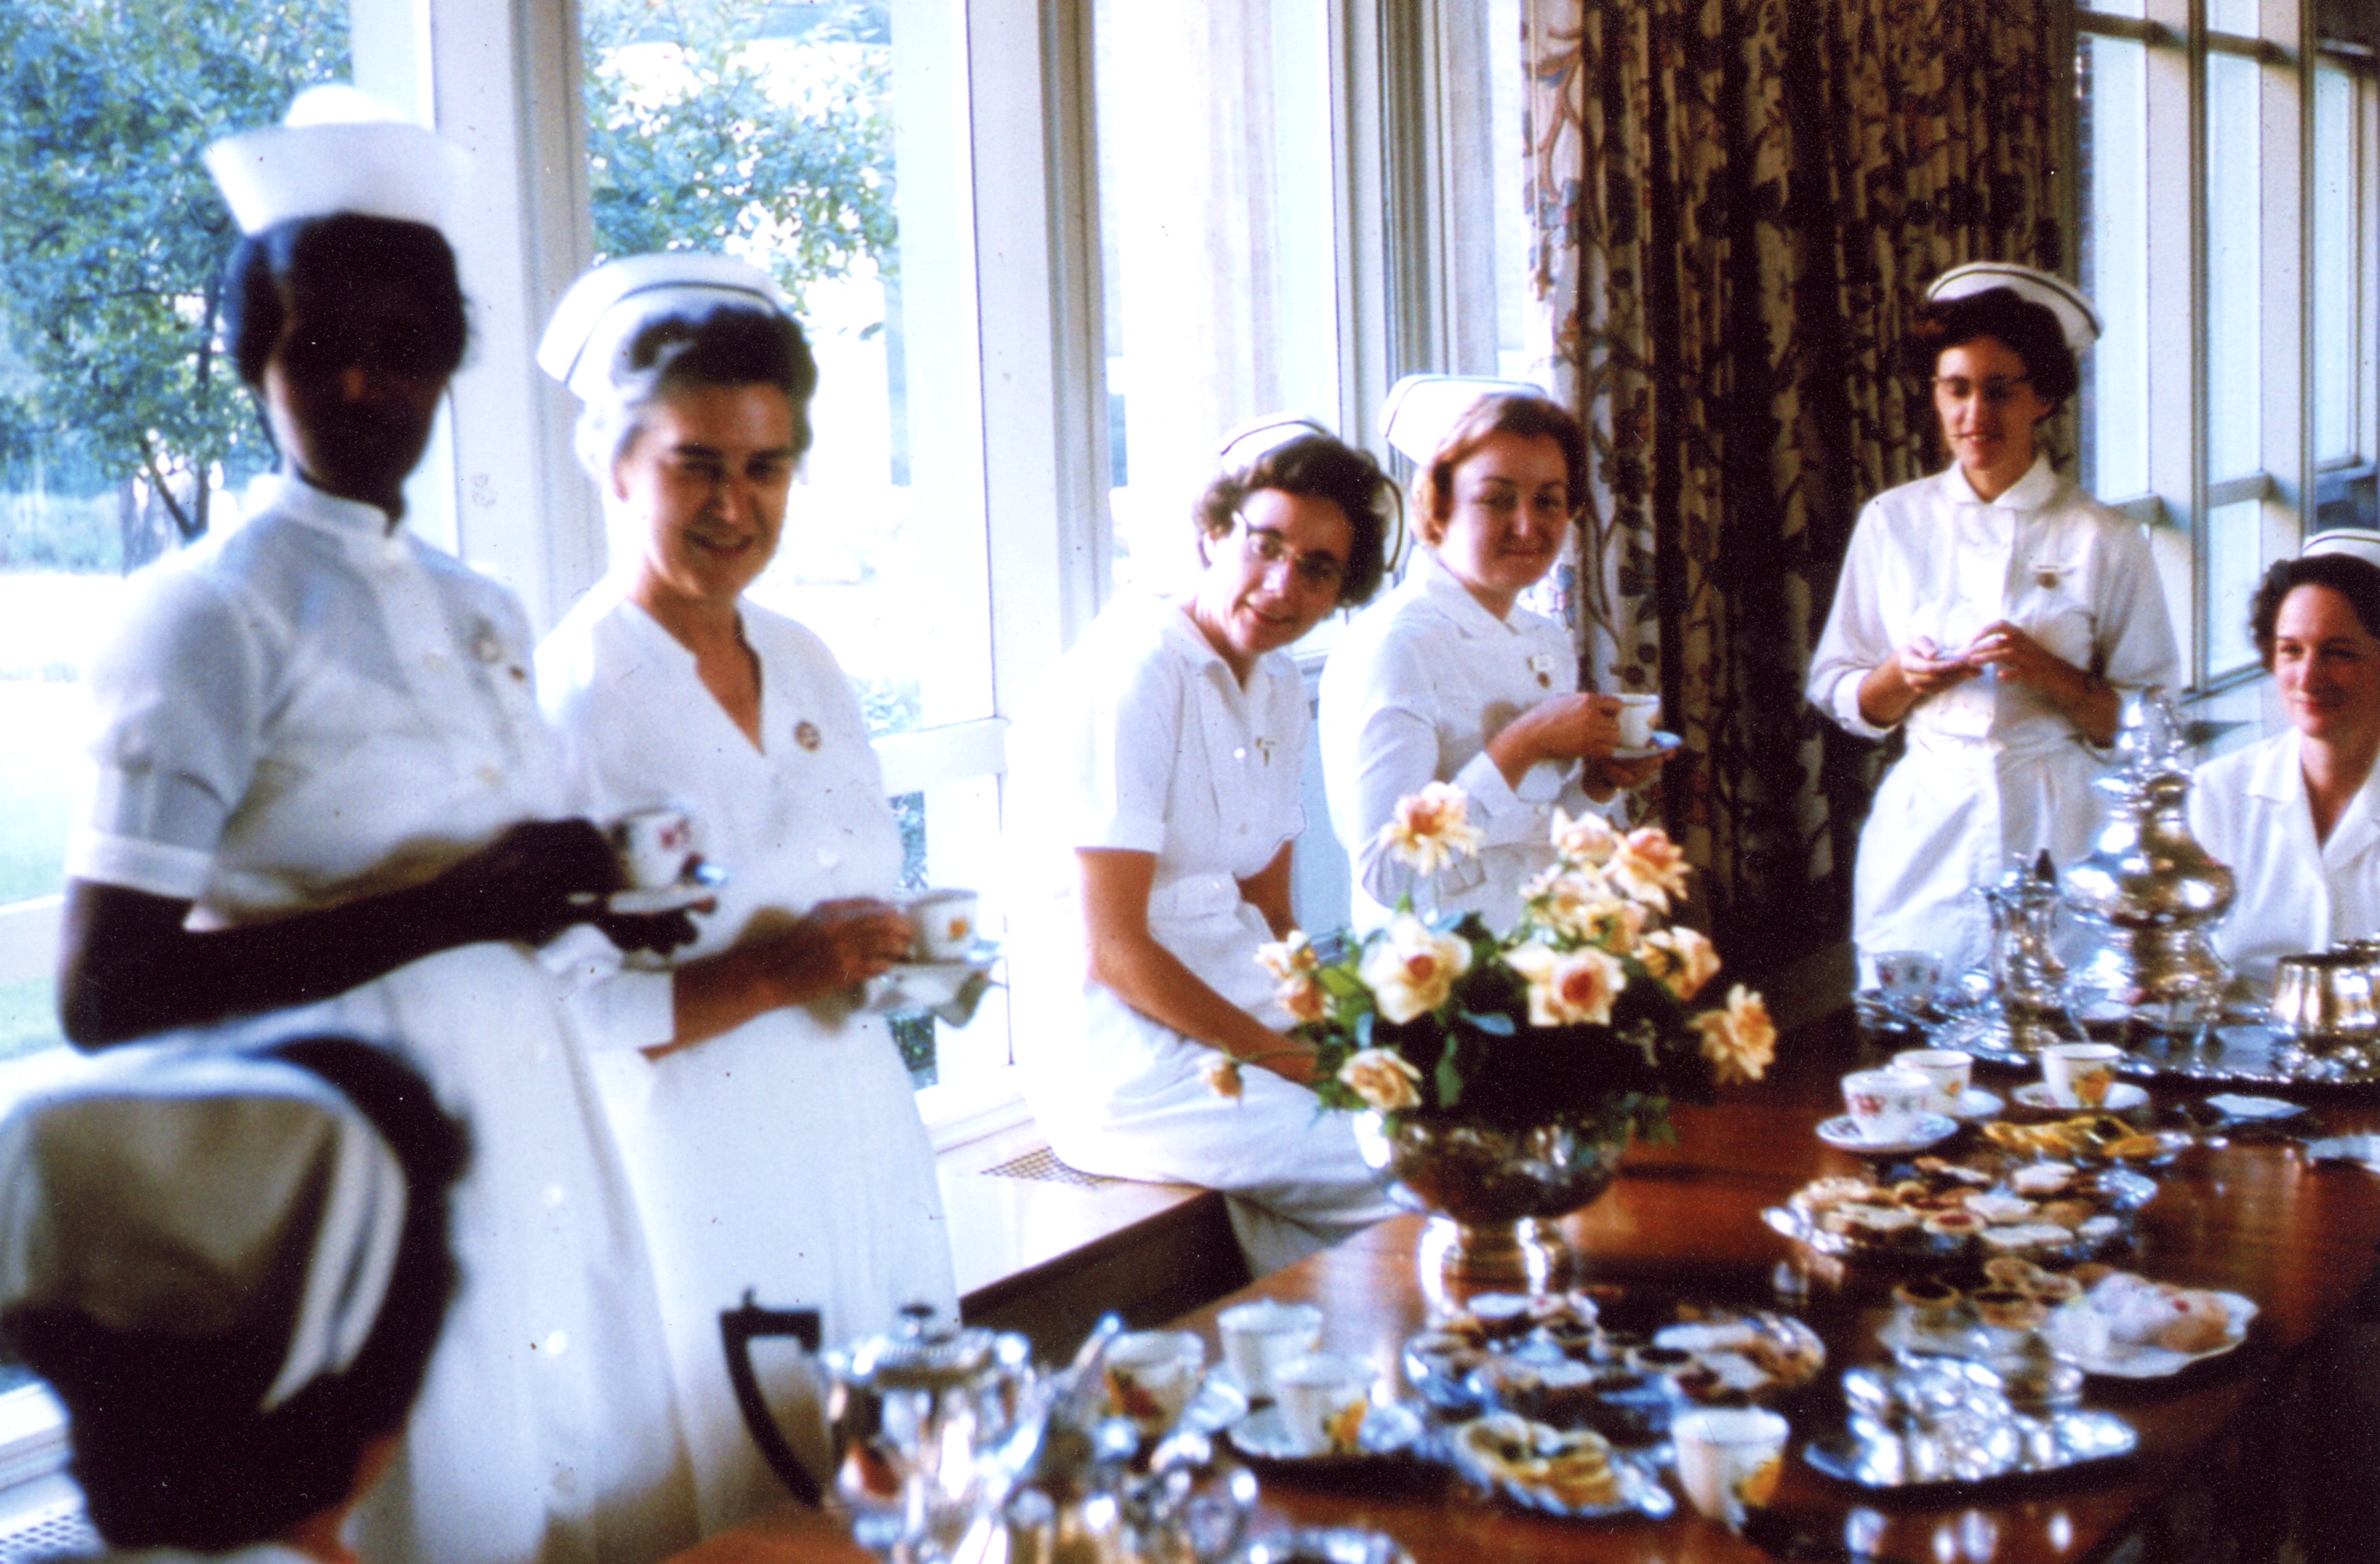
top-left (2302, 530), bottom-right (2380, 574)
top-left (0, 1048), bottom-right (411, 1413)
top-left (1925, 262), bottom-right (2102, 355)
top-left (202, 84), bottom-right (470, 236)
top-left (537, 253), bottom-right (792, 404)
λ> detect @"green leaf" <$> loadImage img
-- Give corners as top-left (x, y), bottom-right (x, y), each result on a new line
top-left (1434, 1032), bottom-right (1464, 1110)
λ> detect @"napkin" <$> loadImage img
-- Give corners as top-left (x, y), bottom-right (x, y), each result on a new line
top-left (2304, 1135), bottom-right (2380, 1173)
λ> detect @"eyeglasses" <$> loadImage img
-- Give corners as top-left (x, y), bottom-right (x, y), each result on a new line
top-left (1236, 519), bottom-right (1347, 593)
top-left (1933, 375), bottom-right (2034, 408)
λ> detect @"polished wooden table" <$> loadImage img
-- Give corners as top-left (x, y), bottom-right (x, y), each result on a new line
top-left (679, 1013), bottom-right (2380, 1563)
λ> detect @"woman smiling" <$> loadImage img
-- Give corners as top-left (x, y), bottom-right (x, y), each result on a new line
top-left (1006, 419), bottom-right (1402, 1275)
top-left (2190, 534), bottom-right (2380, 983)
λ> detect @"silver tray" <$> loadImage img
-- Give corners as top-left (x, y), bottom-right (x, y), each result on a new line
top-left (1802, 1407), bottom-right (2136, 1488)
top-left (1933, 1008), bottom-right (2380, 1088)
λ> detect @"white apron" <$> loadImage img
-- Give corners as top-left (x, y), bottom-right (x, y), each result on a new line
top-left (1807, 458), bottom-right (2182, 978)
top-left (539, 586), bottom-right (955, 1535)
top-left (69, 476), bottom-right (697, 1564)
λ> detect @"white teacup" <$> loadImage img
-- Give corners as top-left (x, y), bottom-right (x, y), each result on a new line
top-left (1671, 1407), bottom-right (1789, 1528)
top-left (609, 806), bottom-right (696, 889)
top-left (1272, 1351), bottom-right (1375, 1456)
top-left (1101, 1329), bottom-right (1206, 1435)
top-left (2042, 1042), bottom-right (2123, 1109)
top-left (905, 888), bottom-right (980, 962)
top-left (1872, 949), bottom-right (1944, 1009)
top-left (1216, 1299), bottom-right (1323, 1401)
top-left (1892, 1048), bottom-right (1974, 1114)
top-left (1842, 1067), bottom-right (1931, 1144)
top-left (1615, 693), bottom-right (1662, 749)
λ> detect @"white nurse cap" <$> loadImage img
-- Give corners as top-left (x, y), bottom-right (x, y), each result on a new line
top-left (203, 84), bottom-right (470, 236)
top-left (2303, 529), bottom-right (2380, 573)
top-left (1217, 413), bottom-right (1336, 472)
top-left (1380, 374), bottom-right (1548, 465)
top-left (538, 252), bottom-right (790, 403)
top-left (0, 1048), bottom-right (411, 1413)
top-left (1925, 263), bottom-right (2102, 355)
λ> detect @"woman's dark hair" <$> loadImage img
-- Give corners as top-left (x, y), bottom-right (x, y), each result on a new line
top-left (6, 1038), bottom-right (468, 1552)
top-left (1903, 286), bottom-right (2080, 409)
top-left (223, 214), bottom-right (469, 389)
top-left (2250, 553), bottom-right (2380, 668)
top-left (1193, 432), bottom-right (1396, 607)
top-left (1414, 393), bottom-right (1589, 542)
top-left (580, 302), bottom-right (818, 480)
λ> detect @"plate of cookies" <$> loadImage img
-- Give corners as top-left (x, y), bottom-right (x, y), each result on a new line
top-left (1445, 1413), bottom-right (1675, 1519)
top-left (1765, 1156), bottom-right (2153, 1267)
top-left (2036, 1262), bottom-right (2256, 1378)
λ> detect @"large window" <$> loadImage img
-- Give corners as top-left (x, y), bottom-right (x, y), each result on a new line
top-left (2073, 0), bottom-right (2380, 689)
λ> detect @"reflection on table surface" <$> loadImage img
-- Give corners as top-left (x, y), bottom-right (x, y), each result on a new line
top-left (675, 1009), bottom-right (2380, 1563)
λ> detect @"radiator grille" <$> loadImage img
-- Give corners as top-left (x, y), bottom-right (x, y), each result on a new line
top-left (978, 1147), bottom-right (1121, 1188)
top-left (0, 1501), bottom-right (95, 1561)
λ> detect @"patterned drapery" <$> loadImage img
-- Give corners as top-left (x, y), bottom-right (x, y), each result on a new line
top-left (1524, 0), bottom-right (2063, 966)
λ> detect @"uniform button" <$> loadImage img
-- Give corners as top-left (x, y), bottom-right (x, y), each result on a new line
top-left (425, 651), bottom-right (448, 673)
top-left (543, 1183), bottom-right (567, 1210)
top-left (540, 1329), bottom-right (570, 1358)
top-left (1238, 824), bottom-right (1249, 834)
top-left (1234, 747), bottom-right (1247, 761)
top-left (816, 845), bottom-right (842, 869)
top-left (477, 765), bottom-right (503, 787)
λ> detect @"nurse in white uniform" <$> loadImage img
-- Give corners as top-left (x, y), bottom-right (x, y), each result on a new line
top-left (1007, 420), bottom-right (1403, 1275)
top-left (2189, 534), bottom-right (2380, 983)
top-left (0, 1040), bottom-right (468, 1564)
top-left (1321, 380), bottom-right (1667, 932)
top-left (534, 255), bottom-right (955, 1534)
top-left (54, 91), bottom-right (698, 1564)
top-left (1807, 263), bottom-right (2181, 980)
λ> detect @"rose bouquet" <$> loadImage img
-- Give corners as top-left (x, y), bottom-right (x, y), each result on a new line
top-left (1211, 783), bottom-right (1774, 1143)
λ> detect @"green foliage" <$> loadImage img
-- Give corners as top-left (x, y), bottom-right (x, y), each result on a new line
top-left (0, 0), bottom-right (347, 544)
top-left (583, 0), bottom-right (897, 313)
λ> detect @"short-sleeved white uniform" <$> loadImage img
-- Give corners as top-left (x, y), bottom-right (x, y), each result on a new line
top-left (2188, 729), bottom-right (2380, 985)
top-left (1806, 457), bottom-right (2182, 978)
top-left (67, 475), bottom-right (697, 1564)
top-left (538, 582), bottom-right (956, 1535)
top-left (1005, 593), bottom-right (1397, 1275)
top-left (1319, 548), bottom-right (1616, 932)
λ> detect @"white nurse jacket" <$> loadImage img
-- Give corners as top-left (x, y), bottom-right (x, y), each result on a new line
top-left (2189, 728), bottom-right (2380, 985)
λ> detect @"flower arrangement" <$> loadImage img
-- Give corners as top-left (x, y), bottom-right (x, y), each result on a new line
top-left (1212, 783), bottom-right (1775, 1142)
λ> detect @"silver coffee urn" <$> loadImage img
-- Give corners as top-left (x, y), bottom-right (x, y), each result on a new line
top-left (2061, 689), bottom-right (2234, 1034)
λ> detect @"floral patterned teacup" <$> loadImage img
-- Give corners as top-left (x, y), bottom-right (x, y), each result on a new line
top-left (1842, 1067), bottom-right (1931, 1144)
top-left (2042, 1042), bottom-right (2123, 1108)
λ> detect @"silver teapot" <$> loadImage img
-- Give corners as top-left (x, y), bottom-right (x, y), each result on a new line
top-left (2062, 689), bottom-right (2234, 1032)
top-left (724, 1297), bottom-right (1036, 1561)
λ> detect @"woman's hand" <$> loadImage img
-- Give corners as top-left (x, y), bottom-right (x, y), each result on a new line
top-left (429, 819), bottom-right (624, 948)
top-left (1582, 749), bottom-right (1673, 799)
top-left (1961, 621), bottom-right (2118, 744)
top-left (744, 898), bottom-right (916, 1007)
top-left (1485, 694), bottom-right (1624, 787)
top-left (1855, 638), bottom-right (1980, 728)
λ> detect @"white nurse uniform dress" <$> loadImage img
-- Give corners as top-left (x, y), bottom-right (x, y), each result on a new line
top-left (1005, 593), bottom-right (1398, 1276)
top-left (2188, 729), bottom-right (2380, 985)
top-left (1319, 547), bottom-right (1620, 932)
top-left (67, 475), bottom-right (698, 1564)
top-left (538, 581), bottom-right (956, 1535)
top-left (1807, 456), bottom-right (2181, 979)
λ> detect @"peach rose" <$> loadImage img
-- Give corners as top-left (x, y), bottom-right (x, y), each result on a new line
top-left (1374, 782), bottom-right (1486, 875)
top-left (1641, 926), bottom-right (1722, 1001)
top-left (1338, 1047), bottom-right (1425, 1112)
top-left (1691, 984), bottom-right (1776, 1085)
top-left (1506, 941), bottom-right (1628, 1027)
top-left (1200, 1054), bottom-right (1246, 1101)
top-left (1255, 930), bottom-right (1319, 981)
top-left (1358, 915), bottom-right (1474, 1024)
top-left (1549, 805), bottom-right (1622, 867)
top-left (1522, 864), bottom-right (1645, 951)
top-left (1607, 826), bottom-right (1692, 911)
top-left (1279, 973), bottom-right (1330, 1024)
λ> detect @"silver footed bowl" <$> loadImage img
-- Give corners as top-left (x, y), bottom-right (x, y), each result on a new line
top-left (1351, 1112), bottom-right (1627, 1225)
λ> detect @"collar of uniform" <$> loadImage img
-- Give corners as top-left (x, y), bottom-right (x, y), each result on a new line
top-left (246, 472), bottom-right (405, 556)
top-left (605, 579), bottom-right (707, 676)
top-left (1409, 546), bottom-right (1523, 638)
top-left (1940, 453), bottom-right (2057, 512)
top-left (1148, 592), bottom-right (1234, 679)
top-left (2247, 727), bottom-right (2304, 805)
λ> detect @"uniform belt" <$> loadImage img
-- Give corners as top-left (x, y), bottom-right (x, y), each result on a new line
top-left (1905, 726), bottom-right (2081, 765)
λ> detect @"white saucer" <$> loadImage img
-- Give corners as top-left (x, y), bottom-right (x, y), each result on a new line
top-left (2013, 1081), bottom-right (2151, 1114)
top-left (1817, 1111), bottom-right (1959, 1156)
top-left (2204, 1093), bottom-right (2304, 1121)
top-left (1225, 1401), bottom-right (1424, 1463)
top-left (861, 951), bottom-right (997, 1013)
top-left (570, 861), bottom-right (728, 915)
top-left (1943, 1087), bottom-right (2006, 1122)
top-left (1612, 730), bottom-right (1684, 762)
